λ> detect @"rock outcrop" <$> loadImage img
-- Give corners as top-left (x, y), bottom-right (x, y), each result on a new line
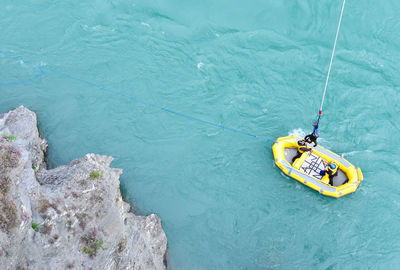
top-left (0, 106), bottom-right (167, 270)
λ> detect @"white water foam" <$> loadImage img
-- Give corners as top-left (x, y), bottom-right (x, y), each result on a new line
top-left (341, 149), bottom-right (372, 158)
top-left (288, 128), bottom-right (305, 138)
top-left (141, 22), bottom-right (151, 28)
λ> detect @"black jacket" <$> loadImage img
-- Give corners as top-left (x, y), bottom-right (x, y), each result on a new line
top-left (304, 133), bottom-right (318, 146)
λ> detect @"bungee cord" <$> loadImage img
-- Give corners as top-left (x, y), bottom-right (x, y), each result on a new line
top-left (317, 0), bottom-right (346, 125)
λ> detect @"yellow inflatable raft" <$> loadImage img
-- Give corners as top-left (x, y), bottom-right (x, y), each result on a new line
top-left (272, 136), bottom-right (363, 198)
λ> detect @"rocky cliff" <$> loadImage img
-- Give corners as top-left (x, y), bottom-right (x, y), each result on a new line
top-left (0, 106), bottom-right (167, 270)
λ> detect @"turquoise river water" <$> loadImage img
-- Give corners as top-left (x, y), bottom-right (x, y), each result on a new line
top-left (1, 0), bottom-right (400, 269)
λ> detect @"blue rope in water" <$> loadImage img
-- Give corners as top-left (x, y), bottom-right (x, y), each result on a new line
top-left (0, 50), bottom-right (274, 143)
top-left (0, 51), bottom-right (45, 86)
top-left (0, 68), bottom-right (44, 86)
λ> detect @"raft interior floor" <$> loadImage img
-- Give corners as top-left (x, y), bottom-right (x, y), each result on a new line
top-left (300, 153), bottom-right (325, 180)
top-left (284, 148), bottom-right (349, 187)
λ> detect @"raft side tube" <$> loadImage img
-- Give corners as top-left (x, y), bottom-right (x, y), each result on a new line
top-left (357, 167), bottom-right (363, 181)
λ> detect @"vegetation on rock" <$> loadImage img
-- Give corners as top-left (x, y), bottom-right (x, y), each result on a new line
top-left (3, 134), bottom-right (17, 142)
top-left (0, 198), bottom-right (18, 231)
top-left (90, 170), bottom-right (103, 179)
top-left (82, 229), bottom-right (107, 257)
top-left (0, 145), bottom-right (21, 169)
top-left (31, 222), bottom-right (40, 232)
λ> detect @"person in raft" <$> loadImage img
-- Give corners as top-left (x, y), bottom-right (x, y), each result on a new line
top-left (292, 140), bottom-right (312, 162)
top-left (304, 121), bottom-right (320, 147)
top-left (320, 161), bottom-right (339, 186)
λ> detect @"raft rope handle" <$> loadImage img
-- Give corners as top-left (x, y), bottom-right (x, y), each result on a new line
top-left (318, 0), bottom-right (346, 124)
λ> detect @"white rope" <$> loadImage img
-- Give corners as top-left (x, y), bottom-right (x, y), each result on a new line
top-left (319, 0), bottom-right (346, 113)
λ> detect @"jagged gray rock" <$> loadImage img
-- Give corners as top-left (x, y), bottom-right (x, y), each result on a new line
top-left (0, 106), bottom-right (167, 270)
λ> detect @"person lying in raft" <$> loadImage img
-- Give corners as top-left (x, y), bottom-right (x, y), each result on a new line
top-left (292, 140), bottom-right (312, 163)
top-left (320, 161), bottom-right (339, 186)
top-left (304, 121), bottom-right (320, 147)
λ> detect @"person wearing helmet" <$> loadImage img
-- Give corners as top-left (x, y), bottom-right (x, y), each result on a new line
top-left (304, 121), bottom-right (319, 147)
top-left (292, 139), bottom-right (312, 163)
top-left (304, 133), bottom-right (318, 147)
top-left (320, 161), bottom-right (339, 186)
